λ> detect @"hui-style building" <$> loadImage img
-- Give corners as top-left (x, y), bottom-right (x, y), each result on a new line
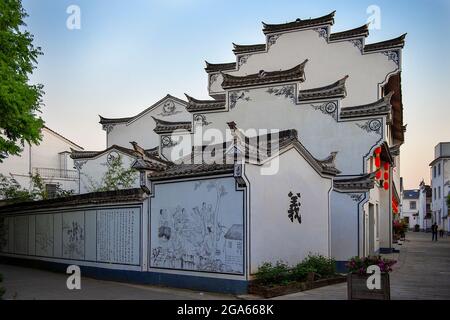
top-left (0, 12), bottom-right (406, 292)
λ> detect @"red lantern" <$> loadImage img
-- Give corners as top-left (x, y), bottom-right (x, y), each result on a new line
top-left (384, 172), bottom-right (389, 180)
top-left (383, 162), bottom-right (390, 170)
top-left (375, 157), bottom-right (381, 168)
top-left (375, 170), bottom-right (382, 179)
top-left (384, 181), bottom-right (389, 190)
top-left (374, 147), bottom-right (382, 155)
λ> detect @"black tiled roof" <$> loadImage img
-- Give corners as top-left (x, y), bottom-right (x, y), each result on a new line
top-left (340, 92), bottom-right (393, 119)
top-left (262, 11), bottom-right (335, 34)
top-left (205, 61), bottom-right (237, 73)
top-left (221, 60), bottom-right (307, 89)
top-left (403, 189), bottom-right (420, 199)
top-left (333, 173), bottom-right (376, 192)
top-left (364, 34), bottom-right (407, 52)
top-left (298, 75), bottom-right (348, 101)
top-left (233, 43), bottom-right (266, 54)
top-left (185, 94), bottom-right (226, 112)
top-left (152, 117), bottom-right (192, 134)
top-left (0, 188), bottom-right (146, 214)
top-left (329, 24), bottom-right (369, 41)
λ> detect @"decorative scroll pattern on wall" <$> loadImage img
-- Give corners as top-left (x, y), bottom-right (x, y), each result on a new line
top-left (229, 90), bottom-right (251, 109)
top-left (314, 27), bottom-right (328, 40)
top-left (266, 85), bottom-right (295, 102)
top-left (158, 100), bottom-right (182, 117)
top-left (348, 193), bottom-right (364, 202)
top-left (350, 39), bottom-right (364, 53)
top-left (288, 191), bottom-right (302, 224)
top-left (161, 135), bottom-right (180, 149)
top-left (311, 101), bottom-right (338, 121)
top-left (267, 34), bottom-right (281, 48)
top-left (194, 114), bottom-right (212, 126)
top-left (238, 55), bottom-right (250, 67)
top-left (209, 74), bottom-right (219, 87)
top-left (356, 119), bottom-right (382, 135)
top-left (382, 50), bottom-right (400, 67)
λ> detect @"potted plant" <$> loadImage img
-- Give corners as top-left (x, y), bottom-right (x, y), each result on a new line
top-left (346, 256), bottom-right (396, 300)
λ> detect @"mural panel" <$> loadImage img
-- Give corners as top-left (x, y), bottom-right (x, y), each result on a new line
top-left (14, 216), bottom-right (28, 254)
top-left (62, 212), bottom-right (85, 260)
top-left (35, 214), bottom-right (54, 257)
top-left (96, 208), bottom-right (140, 265)
top-left (150, 177), bottom-right (244, 274)
top-left (0, 217), bottom-right (9, 253)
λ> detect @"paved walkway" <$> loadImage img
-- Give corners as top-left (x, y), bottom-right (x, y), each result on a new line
top-left (274, 231), bottom-right (450, 300)
top-left (0, 264), bottom-right (234, 300)
top-left (1, 232), bottom-right (449, 299)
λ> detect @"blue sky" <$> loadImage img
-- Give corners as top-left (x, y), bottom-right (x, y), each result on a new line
top-left (22, 0), bottom-right (450, 188)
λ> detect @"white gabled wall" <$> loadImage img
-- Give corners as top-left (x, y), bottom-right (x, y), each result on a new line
top-left (106, 98), bottom-right (191, 150)
top-left (77, 150), bottom-right (139, 194)
top-left (245, 147), bottom-right (332, 274)
top-left (210, 29), bottom-right (398, 107)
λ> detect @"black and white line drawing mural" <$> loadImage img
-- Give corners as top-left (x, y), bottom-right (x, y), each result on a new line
top-left (14, 216), bottom-right (28, 254)
top-left (36, 214), bottom-right (54, 256)
top-left (151, 178), bottom-right (244, 274)
top-left (288, 191), bottom-right (302, 224)
top-left (62, 212), bottom-right (85, 259)
top-left (0, 217), bottom-right (8, 252)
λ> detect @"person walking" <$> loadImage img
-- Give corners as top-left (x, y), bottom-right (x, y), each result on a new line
top-left (431, 223), bottom-right (438, 242)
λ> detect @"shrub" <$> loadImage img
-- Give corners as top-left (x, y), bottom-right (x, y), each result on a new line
top-left (254, 261), bottom-right (290, 286)
top-left (255, 254), bottom-right (337, 286)
top-left (291, 264), bottom-right (316, 282)
top-left (300, 254), bottom-right (336, 278)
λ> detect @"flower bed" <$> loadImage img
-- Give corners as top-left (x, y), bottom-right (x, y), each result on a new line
top-left (249, 254), bottom-right (345, 298)
top-left (346, 256), bottom-right (396, 300)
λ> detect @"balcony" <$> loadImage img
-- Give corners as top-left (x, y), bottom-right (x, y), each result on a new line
top-left (32, 167), bottom-right (78, 180)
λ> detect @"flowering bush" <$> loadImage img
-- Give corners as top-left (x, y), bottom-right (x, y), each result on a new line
top-left (346, 256), bottom-right (396, 274)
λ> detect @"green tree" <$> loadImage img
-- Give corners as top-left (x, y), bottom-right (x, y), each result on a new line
top-left (90, 155), bottom-right (138, 192)
top-left (0, 173), bottom-right (74, 202)
top-left (0, 0), bottom-right (44, 162)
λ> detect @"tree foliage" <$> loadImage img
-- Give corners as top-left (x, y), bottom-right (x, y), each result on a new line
top-left (0, 0), bottom-right (44, 162)
top-left (0, 173), bottom-right (73, 202)
top-left (90, 155), bottom-right (138, 192)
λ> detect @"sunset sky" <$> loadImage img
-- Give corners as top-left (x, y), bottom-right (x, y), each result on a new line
top-left (22, 0), bottom-right (450, 189)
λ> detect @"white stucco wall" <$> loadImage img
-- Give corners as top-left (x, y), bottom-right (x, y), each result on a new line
top-left (106, 98), bottom-right (191, 150)
top-left (245, 147), bottom-right (332, 273)
top-left (76, 150), bottom-right (139, 194)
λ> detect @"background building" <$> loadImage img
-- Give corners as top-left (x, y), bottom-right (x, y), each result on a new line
top-left (430, 142), bottom-right (450, 233)
top-left (418, 181), bottom-right (432, 231)
top-left (401, 189), bottom-right (420, 229)
top-left (0, 126), bottom-right (83, 196)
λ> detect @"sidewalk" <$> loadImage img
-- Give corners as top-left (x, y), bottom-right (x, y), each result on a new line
top-left (273, 231), bottom-right (450, 300)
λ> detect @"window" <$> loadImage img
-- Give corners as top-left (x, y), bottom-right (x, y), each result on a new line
top-left (438, 186), bottom-right (441, 199)
top-left (438, 163), bottom-right (441, 176)
top-left (45, 184), bottom-right (57, 199)
top-left (434, 188), bottom-right (437, 200)
top-left (410, 201), bottom-right (417, 210)
top-left (433, 166), bottom-right (436, 178)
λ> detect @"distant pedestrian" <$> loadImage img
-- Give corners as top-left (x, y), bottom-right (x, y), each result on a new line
top-left (431, 223), bottom-right (438, 242)
top-left (439, 226), bottom-right (444, 238)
